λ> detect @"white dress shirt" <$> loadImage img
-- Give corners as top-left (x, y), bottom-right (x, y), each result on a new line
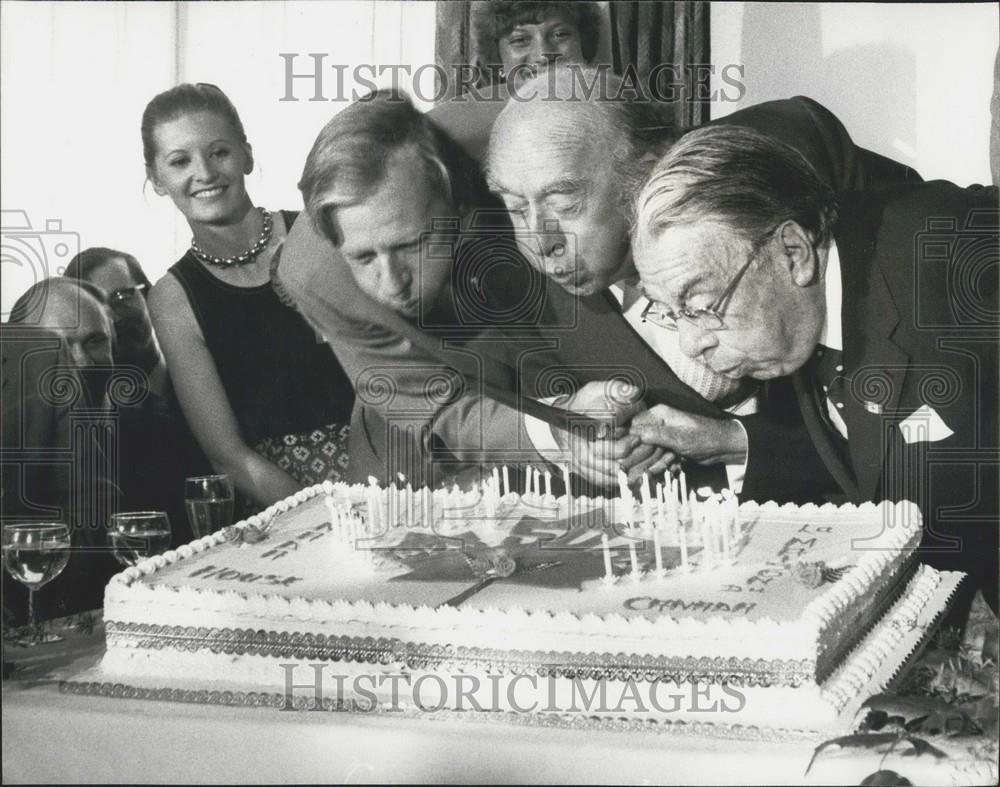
top-left (817, 242), bottom-right (849, 439)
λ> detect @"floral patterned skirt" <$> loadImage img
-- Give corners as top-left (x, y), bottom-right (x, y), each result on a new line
top-left (234, 422), bottom-right (350, 518)
top-left (254, 422), bottom-right (351, 487)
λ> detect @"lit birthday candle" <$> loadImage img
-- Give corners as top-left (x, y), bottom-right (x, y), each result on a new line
top-left (724, 489), bottom-right (740, 546)
top-left (367, 476), bottom-right (380, 531)
top-left (601, 532), bottom-right (613, 583)
top-left (617, 469), bottom-right (634, 527)
top-left (484, 481), bottom-right (496, 519)
top-left (679, 518), bottom-right (689, 570)
top-left (666, 477), bottom-right (680, 535)
top-left (699, 500), bottom-right (714, 568)
top-left (617, 468), bottom-right (630, 501)
top-left (656, 482), bottom-right (665, 529)
top-left (679, 469), bottom-right (688, 508)
top-left (365, 492), bottom-right (375, 534)
top-left (653, 525), bottom-right (664, 574)
top-left (422, 486), bottom-right (432, 527)
top-left (720, 501), bottom-right (732, 561)
top-left (687, 491), bottom-right (698, 531)
top-left (640, 473), bottom-right (653, 529)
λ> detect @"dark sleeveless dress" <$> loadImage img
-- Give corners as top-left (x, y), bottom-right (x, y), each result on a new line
top-left (168, 211), bottom-right (354, 490)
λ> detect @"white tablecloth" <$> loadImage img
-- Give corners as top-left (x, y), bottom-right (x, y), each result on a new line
top-left (4, 676), bottom-right (818, 784)
top-left (4, 585), bottom-right (995, 786)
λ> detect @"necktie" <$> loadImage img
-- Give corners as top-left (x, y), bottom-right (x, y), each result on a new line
top-left (813, 345), bottom-right (849, 439)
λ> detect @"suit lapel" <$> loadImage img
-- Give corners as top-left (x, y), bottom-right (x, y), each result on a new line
top-left (836, 193), bottom-right (910, 501)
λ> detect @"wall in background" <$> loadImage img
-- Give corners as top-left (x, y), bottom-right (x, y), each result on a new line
top-left (710, 2), bottom-right (999, 185)
top-left (4, 2), bottom-right (997, 316)
top-left (1, 1), bottom-right (435, 314)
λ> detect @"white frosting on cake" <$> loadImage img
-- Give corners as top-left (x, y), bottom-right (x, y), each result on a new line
top-left (97, 481), bottom-right (944, 733)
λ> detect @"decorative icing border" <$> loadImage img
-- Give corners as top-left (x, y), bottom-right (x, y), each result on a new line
top-left (58, 678), bottom-right (825, 743)
top-left (821, 565), bottom-right (953, 712)
top-left (103, 620), bottom-right (814, 687)
top-left (104, 486), bottom-right (923, 678)
top-left (67, 567), bottom-right (962, 742)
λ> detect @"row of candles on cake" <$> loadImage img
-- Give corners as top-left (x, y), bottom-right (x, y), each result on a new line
top-left (597, 469), bottom-right (743, 584)
top-left (321, 481), bottom-right (376, 567)
top-left (319, 467), bottom-right (743, 580)
top-left (318, 467), bottom-right (572, 561)
top-left (337, 466), bottom-right (576, 533)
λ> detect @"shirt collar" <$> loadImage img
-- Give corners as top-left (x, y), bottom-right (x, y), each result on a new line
top-left (817, 240), bottom-right (843, 351)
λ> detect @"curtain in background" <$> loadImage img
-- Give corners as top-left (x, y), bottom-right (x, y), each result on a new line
top-left (436, 1), bottom-right (475, 101)
top-left (609, 1), bottom-right (710, 128)
top-left (433, 0), bottom-right (710, 125)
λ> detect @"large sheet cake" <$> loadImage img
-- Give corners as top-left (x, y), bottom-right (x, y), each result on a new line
top-left (90, 482), bottom-right (961, 736)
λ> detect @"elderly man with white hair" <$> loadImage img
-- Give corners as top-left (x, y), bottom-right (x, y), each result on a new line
top-left (483, 65), bottom-right (922, 499)
top-left (629, 123), bottom-right (998, 605)
top-left (277, 65), bottom-right (920, 498)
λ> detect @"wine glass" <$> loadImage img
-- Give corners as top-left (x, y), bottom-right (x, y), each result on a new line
top-left (108, 512), bottom-right (172, 567)
top-left (184, 474), bottom-right (234, 538)
top-left (2, 522), bottom-right (72, 645)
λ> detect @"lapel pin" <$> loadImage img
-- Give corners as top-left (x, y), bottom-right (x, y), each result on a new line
top-left (863, 400), bottom-right (884, 415)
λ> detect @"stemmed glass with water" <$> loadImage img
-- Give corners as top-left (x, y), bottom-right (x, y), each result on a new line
top-left (184, 475), bottom-right (234, 537)
top-left (108, 511), bottom-right (173, 567)
top-left (2, 522), bottom-right (72, 644)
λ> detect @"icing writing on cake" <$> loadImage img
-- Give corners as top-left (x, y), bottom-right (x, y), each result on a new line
top-left (624, 597), bottom-right (758, 614)
top-left (187, 563), bottom-right (302, 587)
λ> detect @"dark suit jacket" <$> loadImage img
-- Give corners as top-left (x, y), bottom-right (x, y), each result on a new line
top-left (749, 181), bottom-right (997, 595)
top-left (1, 327), bottom-right (121, 622)
top-left (277, 95), bottom-right (921, 493)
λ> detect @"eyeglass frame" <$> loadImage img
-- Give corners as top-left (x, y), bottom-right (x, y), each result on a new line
top-left (107, 283), bottom-right (150, 308)
top-left (640, 224), bottom-right (781, 332)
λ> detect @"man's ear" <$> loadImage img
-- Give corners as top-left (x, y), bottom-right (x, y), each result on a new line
top-left (778, 220), bottom-right (820, 288)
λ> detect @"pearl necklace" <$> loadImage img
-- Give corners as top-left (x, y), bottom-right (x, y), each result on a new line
top-left (190, 208), bottom-right (273, 268)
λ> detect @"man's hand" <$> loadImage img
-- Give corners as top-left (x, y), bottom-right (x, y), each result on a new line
top-left (556, 380), bottom-right (645, 425)
top-left (551, 380), bottom-right (669, 487)
top-left (630, 405), bottom-right (749, 474)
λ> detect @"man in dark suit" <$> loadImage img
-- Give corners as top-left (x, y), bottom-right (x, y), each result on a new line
top-left (279, 67), bottom-right (920, 497)
top-left (483, 66), bottom-right (921, 500)
top-left (630, 124), bottom-right (998, 601)
top-left (2, 279), bottom-right (121, 622)
top-left (283, 89), bottom-right (664, 489)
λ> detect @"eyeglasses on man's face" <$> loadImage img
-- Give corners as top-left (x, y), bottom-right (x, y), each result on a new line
top-left (641, 226), bottom-right (779, 333)
top-left (108, 283), bottom-right (150, 308)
